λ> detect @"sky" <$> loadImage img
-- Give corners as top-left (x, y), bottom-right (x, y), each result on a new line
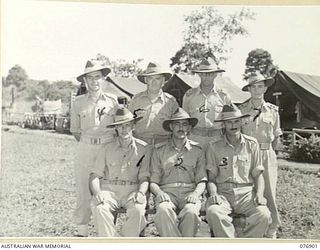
top-left (1, 0), bottom-right (320, 87)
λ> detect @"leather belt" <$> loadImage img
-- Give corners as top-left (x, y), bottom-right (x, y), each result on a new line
top-left (102, 179), bottom-right (138, 186)
top-left (161, 182), bottom-right (196, 188)
top-left (80, 135), bottom-right (113, 145)
top-left (217, 182), bottom-right (253, 189)
top-left (191, 127), bottom-right (222, 137)
top-left (259, 142), bottom-right (271, 150)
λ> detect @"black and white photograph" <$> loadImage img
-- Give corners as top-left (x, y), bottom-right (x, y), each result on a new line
top-left (1, 0), bottom-right (320, 241)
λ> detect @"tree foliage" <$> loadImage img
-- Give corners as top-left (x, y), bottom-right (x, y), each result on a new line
top-left (110, 58), bottom-right (143, 78)
top-left (96, 53), bottom-right (143, 78)
top-left (170, 6), bottom-right (255, 73)
top-left (5, 65), bottom-right (28, 88)
top-left (243, 48), bottom-right (278, 80)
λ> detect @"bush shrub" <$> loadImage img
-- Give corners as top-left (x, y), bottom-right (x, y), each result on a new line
top-left (289, 137), bottom-right (320, 163)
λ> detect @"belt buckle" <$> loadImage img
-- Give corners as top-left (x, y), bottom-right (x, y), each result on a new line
top-left (121, 180), bottom-right (126, 185)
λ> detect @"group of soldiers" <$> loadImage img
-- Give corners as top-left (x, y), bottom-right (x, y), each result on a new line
top-left (70, 56), bottom-right (282, 238)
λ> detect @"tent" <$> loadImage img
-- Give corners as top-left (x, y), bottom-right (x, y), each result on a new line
top-left (265, 70), bottom-right (320, 129)
top-left (43, 100), bottom-right (62, 115)
top-left (163, 73), bottom-right (250, 106)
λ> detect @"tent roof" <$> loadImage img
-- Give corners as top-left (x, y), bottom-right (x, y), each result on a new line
top-left (106, 76), bottom-right (145, 98)
top-left (281, 71), bottom-right (320, 98)
top-left (175, 73), bottom-right (250, 103)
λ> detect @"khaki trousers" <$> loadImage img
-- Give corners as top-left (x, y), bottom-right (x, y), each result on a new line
top-left (73, 142), bottom-right (106, 226)
top-left (261, 148), bottom-right (281, 237)
top-left (91, 184), bottom-right (147, 237)
top-left (154, 186), bottom-right (202, 237)
top-left (206, 186), bottom-right (271, 238)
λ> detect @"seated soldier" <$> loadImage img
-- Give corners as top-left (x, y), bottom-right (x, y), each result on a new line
top-left (205, 104), bottom-right (271, 238)
top-left (150, 108), bottom-right (207, 237)
top-left (89, 108), bottom-right (150, 237)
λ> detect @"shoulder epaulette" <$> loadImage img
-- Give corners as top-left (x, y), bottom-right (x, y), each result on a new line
top-left (242, 134), bottom-right (258, 143)
top-left (266, 102), bottom-right (279, 112)
top-left (184, 88), bottom-right (196, 97)
top-left (189, 140), bottom-right (202, 149)
top-left (163, 92), bottom-right (174, 98)
top-left (135, 138), bottom-right (148, 147)
top-left (102, 92), bottom-right (118, 102)
top-left (154, 141), bottom-right (167, 149)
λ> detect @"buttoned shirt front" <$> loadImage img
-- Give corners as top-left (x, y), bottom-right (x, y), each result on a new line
top-left (182, 86), bottom-right (232, 130)
top-left (91, 137), bottom-right (150, 184)
top-left (128, 90), bottom-right (179, 138)
top-left (70, 92), bottom-right (119, 137)
top-left (206, 134), bottom-right (264, 184)
top-left (150, 139), bottom-right (207, 185)
top-left (239, 100), bottom-right (282, 144)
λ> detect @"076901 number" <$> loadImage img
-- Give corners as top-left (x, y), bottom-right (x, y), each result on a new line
top-left (300, 244), bottom-right (318, 248)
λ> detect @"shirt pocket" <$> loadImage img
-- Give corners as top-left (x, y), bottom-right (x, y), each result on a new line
top-left (107, 162), bottom-right (120, 180)
top-left (236, 155), bottom-right (250, 179)
top-left (79, 110), bottom-right (92, 129)
top-left (261, 115), bottom-right (274, 137)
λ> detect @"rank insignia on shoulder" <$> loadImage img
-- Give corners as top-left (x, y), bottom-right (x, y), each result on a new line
top-left (266, 102), bottom-right (279, 111)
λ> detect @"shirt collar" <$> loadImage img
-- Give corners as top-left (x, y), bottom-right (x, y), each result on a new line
top-left (196, 85), bottom-right (217, 95)
top-left (224, 134), bottom-right (245, 149)
top-left (249, 99), bottom-right (267, 111)
top-left (116, 136), bottom-right (136, 150)
top-left (141, 90), bottom-right (165, 103)
top-left (169, 138), bottom-right (192, 151)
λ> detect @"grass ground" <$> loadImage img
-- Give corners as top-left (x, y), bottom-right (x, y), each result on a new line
top-left (1, 125), bottom-right (319, 238)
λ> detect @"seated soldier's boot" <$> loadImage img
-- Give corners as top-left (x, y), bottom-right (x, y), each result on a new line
top-left (265, 228), bottom-right (277, 239)
top-left (74, 224), bottom-right (89, 237)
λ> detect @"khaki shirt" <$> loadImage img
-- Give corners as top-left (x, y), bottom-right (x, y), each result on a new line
top-left (239, 100), bottom-right (282, 144)
top-left (206, 134), bottom-right (264, 184)
top-left (150, 139), bottom-right (207, 185)
top-left (70, 92), bottom-right (119, 137)
top-left (128, 90), bottom-right (179, 139)
top-left (91, 137), bottom-right (150, 184)
top-left (182, 86), bottom-right (232, 130)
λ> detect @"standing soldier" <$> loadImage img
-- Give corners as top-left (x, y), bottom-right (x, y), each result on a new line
top-left (182, 57), bottom-right (232, 148)
top-left (70, 58), bottom-right (119, 237)
top-left (150, 108), bottom-right (207, 237)
top-left (239, 72), bottom-right (282, 238)
top-left (128, 62), bottom-right (179, 145)
top-left (89, 108), bottom-right (150, 237)
top-left (206, 104), bottom-right (271, 238)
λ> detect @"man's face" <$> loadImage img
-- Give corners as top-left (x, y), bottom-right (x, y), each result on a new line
top-left (115, 121), bottom-right (134, 139)
top-left (84, 70), bottom-right (104, 93)
top-left (145, 75), bottom-right (165, 94)
top-left (224, 118), bottom-right (242, 137)
top-left (198, 72), bottom-right (218, 86)
top-left (248, 82), bottom-right (268, 99)
top-left (169, 119), bottom-right (191, 140)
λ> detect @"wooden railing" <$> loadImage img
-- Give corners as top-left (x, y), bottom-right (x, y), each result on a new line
top-left (281, 128), bottom-right (320, 150)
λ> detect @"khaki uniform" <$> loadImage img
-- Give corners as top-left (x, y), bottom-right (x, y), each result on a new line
top-left (239, 100), bottom-right (282, 236)
top-left (90, 137), bottom-right (150, 237)
top-left (70, 93), bottom-right (118, 227)
top-left (206, 134), bottom-right (271, 238)
top-left (128, 90), bottom-right (179, 144)
top-left (150, 139), bottom-right (207, 237)
top-left (182, 87), bottom-right (232, 147)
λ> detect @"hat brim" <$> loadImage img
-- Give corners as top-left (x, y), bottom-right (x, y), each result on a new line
top-left (242, 78), bottom-right (274, 92)
top-left (137, 72), bottom-right (172, 84)
top-left (77, 67), bottom-right (111, 83)
top-left (162, 117), bottom-right (198, 132)
top-left (215, 113), bottom-right (251, 122)
top-left (106, 116), bottom-right (143, 128)
top-left (192, 69), bottom-right (225, 73)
